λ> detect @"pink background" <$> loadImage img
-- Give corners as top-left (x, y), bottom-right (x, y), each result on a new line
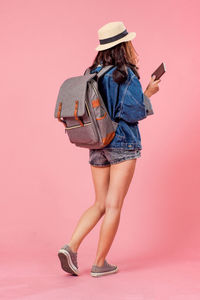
top-left (1, 0), bottom-right (200, 299)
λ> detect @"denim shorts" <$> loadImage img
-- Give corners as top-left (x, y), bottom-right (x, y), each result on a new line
top-left (88, 148), bottom-right (141, 167)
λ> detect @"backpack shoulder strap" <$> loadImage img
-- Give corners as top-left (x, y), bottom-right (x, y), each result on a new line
top-left (83, 65), bottom-right (115, 78)
top-left (96, 65), bottom-right (114, 79)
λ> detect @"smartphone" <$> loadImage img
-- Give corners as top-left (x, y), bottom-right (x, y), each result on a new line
top-left (151, 62), bottom-right (166, 80)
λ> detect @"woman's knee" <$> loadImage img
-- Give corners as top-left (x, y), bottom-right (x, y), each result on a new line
top-left (94, 200), bottom-right (106, 215)
top-left (105, 197), bottom-right (123, 212)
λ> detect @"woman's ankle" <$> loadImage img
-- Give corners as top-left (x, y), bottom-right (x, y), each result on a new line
top-left (68, 242), bottom-right (79, 253)
top-left (93, 258), bottom-right (105, 267)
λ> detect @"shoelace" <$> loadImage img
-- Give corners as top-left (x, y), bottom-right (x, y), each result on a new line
top-left (104, 260), bottom-right (113, 267)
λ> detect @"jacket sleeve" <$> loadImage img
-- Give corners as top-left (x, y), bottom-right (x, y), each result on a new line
top-left (119, 75), bottom-right (154, 123)
top-left (143, 94), bottom-right (154, 115)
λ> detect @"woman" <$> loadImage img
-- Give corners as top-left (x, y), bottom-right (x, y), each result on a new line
top-left (58, 21), bottom-right (161, 277)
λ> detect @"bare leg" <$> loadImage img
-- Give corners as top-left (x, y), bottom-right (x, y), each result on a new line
top-left (67, 165), bottom-right (110, 253)
top-left (93, 159), bottom-right (137, 266)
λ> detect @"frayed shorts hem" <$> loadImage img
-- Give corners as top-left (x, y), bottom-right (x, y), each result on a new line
top-left (89, 156), bottom-right (138, 167)
top-left (88, 147), bottom-right (141, 167)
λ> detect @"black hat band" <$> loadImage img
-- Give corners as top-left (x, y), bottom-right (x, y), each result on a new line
top-left (99, 29), bottom-right (129, 45)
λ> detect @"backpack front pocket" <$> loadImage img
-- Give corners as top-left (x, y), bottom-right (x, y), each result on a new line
top-left (64, 101), bottom-right (99, 145)
top-left (65, 121), bottom-right (99, 145)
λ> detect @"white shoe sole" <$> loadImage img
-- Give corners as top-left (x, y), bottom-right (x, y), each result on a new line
top-left (90, 267), bottom-right (118, 277)
top-left (58, 249), bottom-right (79, 276)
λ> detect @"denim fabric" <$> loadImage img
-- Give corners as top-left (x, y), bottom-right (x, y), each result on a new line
top-left (89, 148), bottom-right (141, 167)
top-left (90, 64), bottom-right (154, 150)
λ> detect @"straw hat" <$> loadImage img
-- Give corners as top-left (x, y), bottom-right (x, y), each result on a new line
top-left (95, 21), bottom-right (136, 51)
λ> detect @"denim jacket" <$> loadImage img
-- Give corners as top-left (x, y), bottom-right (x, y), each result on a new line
top-left (90, 64), bottom-right (154, 150)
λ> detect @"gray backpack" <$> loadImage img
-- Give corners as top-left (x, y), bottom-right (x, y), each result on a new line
top-left (54, 65), bottom-right (119, 149)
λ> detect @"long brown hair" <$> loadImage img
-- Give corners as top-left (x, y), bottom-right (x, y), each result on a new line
top-left (88, 40), bottom-right (140, 84)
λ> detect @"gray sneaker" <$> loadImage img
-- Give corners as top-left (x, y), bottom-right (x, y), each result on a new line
top-left (58, 244), bottom-right (79, 276)
top-left (90, 259), bottom-right (118, 277)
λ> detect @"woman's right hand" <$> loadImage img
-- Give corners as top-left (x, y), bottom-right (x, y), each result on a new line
top-left (144, 75), bottom-right (161, 98)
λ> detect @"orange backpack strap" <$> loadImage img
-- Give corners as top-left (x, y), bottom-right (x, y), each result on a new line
top-left (74, 100), bottom-right (84, 126)
top-left (57, 102), bottom-right (67, 127)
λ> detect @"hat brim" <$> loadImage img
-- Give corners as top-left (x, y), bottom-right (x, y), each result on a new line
top-left (95, 32), bottom-right (136, 51)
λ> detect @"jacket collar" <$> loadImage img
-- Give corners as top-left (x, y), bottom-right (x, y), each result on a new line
top-left (90, 64), bottom-right (103, 74)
